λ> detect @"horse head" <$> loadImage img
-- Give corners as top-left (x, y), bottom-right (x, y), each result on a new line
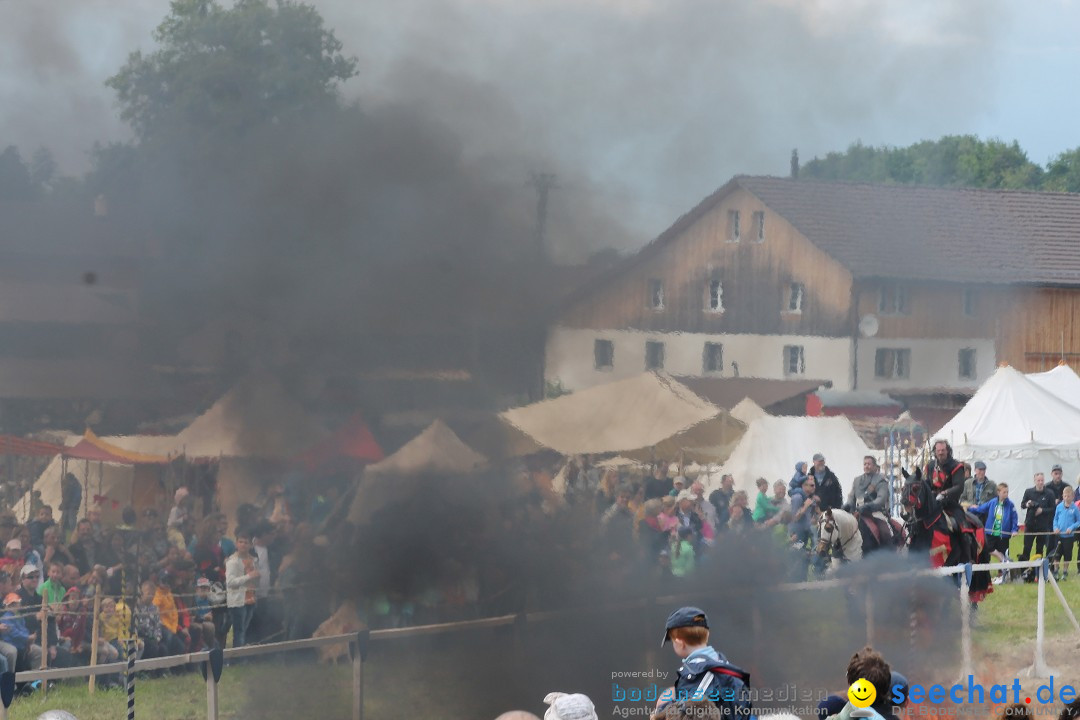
top-left (815, 508), bottom-right (836, 556)
top-left (901, 466), bottom-right (935, 517)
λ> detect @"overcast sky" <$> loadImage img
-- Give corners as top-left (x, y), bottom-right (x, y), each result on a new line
top-left (3, 0), bottom-right (1079, 249)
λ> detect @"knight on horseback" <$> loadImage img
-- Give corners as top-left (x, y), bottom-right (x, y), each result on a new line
top-left (925, 440), bottom-right (967, 534)
top-left (846, 456), bottom-right (894, 547)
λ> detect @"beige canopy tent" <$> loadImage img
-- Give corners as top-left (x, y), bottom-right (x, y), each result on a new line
top-left (499, 372), bottom-right (746, 462)
top-left (347, 420), bottom-right (487, 525)
top-left (175, 374), bottom-right (327, 460)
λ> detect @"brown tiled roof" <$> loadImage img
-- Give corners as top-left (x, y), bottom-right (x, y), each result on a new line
top-left (735, 176), bottom-right (1080, 284)
top-left (672, 376), bottom-right (824, 411)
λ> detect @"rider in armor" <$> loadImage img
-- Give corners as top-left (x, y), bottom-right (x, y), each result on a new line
top-left (846, 456), bottom-right (893, 545)
top-left (924, 440), bottom-right (967, 531)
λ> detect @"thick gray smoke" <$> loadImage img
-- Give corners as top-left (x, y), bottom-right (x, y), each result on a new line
top-left (1, 0), bottom-right (1007, 249)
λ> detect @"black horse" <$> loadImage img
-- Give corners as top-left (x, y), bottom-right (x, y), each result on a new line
top-left (901, 467), bottom-right (993, 603)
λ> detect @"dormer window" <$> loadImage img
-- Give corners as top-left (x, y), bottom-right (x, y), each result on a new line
top-left (649, 279), bottom-right (664, 310)
top-left (753, 211), bottom-right (765, 242)
top-left (705, 279), bottom-right (723, 312)
top-left (786, 283), bottom-right (804, 313)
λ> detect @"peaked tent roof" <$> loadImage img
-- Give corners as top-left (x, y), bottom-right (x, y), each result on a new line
top-left (364, 420), bottom-right (486, 477)
top-left (718, 415), bottom-right (873, 497)
top-left (295, 413), bottom-right (384, 471)
top-left (729, 397), bottom-right (767, 425)
top-left (936, 366), bottom-right (1080, 449)
top-left (174, 375), bottom-right (327, 460)
top-left (1027, 364), bottom-right (1080, 410)
top-left (499, 372), bottom-right (745, 461)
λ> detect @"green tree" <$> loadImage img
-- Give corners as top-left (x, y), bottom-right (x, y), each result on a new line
top-left (1043, 148), bottom-right (1080, 193)
top-left (0, 146), bottom-right (36, 200)
top-left (803, 135), bottom-right (1044, 190)
top-left (106, 0), bottom-right (357, 144)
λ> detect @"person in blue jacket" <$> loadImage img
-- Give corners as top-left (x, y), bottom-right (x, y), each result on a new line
top-left (1053, 486), bottom-right (1080, 580)
top-left (972, 483), bottom-right (1019, 583)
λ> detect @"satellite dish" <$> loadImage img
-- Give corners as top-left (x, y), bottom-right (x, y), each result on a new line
top-left (859, 314), bottom-right (880, 338)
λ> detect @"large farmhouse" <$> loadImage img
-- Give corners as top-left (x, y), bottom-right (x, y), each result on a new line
top-left (547, 176), bottom-right (1080, 408)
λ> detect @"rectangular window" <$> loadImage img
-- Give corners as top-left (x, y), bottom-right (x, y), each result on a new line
top-left (594, 339), bottom-right (614, 370)
top-left (645, 341), bottom-right (665, 370)
top-left (959, 348), bottom-right (976, 379)
top-left (878, 283), bottom-right (910, 315)
top-left (703, 342), bottom-right (723, 373)
top-left (962, 288), bottom-right (977, 317)
top-left (874, 348), bottom-right (911, 379)
top-left (787, 282), bottom-right (804, 313)
top-left (727, 210), bottom-right (740, 242)
top-left (753, 211), bottom-right (765, 242)
top-left (649, 279), bottom-right (664, 310)
top-left (783, 345), bottom-right (804, 376)
top-left (706, 279), bottom-right (723, 312)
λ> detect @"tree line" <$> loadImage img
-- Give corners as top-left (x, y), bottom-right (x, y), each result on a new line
top-left (802, 135), bottom-right (1080, 192)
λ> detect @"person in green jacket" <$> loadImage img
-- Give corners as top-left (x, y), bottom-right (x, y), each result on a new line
top-left (752, 478), bottom-right (779, 523)
top-left (670, 527), bottom-right (696, 578)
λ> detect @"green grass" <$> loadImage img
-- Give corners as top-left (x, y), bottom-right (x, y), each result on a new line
top-left (974, 535), bottom-right (1080, 651)
top-left (7, 661), bottom-right (353, 720)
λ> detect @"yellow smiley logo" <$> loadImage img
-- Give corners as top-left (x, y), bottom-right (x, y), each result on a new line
top-left (848, 678), bottom-right (876, 709)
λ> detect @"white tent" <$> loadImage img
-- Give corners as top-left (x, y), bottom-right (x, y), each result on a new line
top-left (729, 397), bottom-right (768, 425)
top-left (716, 415), bottom-right (874, 497)
top-left (1028, 364), bottom-right (1080, 410)
top-left (937, 365), bottom-right (1080, 493)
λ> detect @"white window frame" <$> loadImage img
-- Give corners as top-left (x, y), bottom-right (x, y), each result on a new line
top-left (705, 278), bottom-right (724, 312)
top-left (727, 210), bottom-right (740, 243)
top-left (878, 283), bottom-right (910, 315)
top-left (753, 210), bottom-right (765, 243)
top-left (785, 282), bottom-right (804, 314)
top-left (874, 348), bottom-right (911, 379)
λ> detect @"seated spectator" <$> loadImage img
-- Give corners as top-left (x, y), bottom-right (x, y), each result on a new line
top-left (728, 490), bottom-right (754, 533)
top-left (150, 575), bottom-right (188, 655)
top-left (134, 581), bottom-right (166, 658)
top-left (57, 586), bottom-right (90, 663)
top-left (38, 562), bottom-right (66, 607)
top-left (70, 519), bottom-right (103, 575)
top-left (0, 593), bottom-right (39, 671)
top-left (191, 578), bottom-right (218, 650)
top-left (99, 597), bottom-right (140, 659)
top-left (0, 540), bottom-right (23, 575)
top-left (825, 646), bottom-right (891, 720)
top-left (41, 526), bottom-right (75, 569)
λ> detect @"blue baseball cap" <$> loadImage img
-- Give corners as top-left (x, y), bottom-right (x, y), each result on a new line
top-left (661, 606), bottom-right (709, 647)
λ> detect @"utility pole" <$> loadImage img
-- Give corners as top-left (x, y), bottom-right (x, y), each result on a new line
top-left (527, 172), bottom-right (558, 263)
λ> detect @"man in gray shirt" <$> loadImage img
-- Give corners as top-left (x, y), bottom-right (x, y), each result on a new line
top-left (846, 456), bottom-right (892, 544)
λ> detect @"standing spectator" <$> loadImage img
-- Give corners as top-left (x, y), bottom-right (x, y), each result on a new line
top-left (638, 500), bottom-right (670, 559)
top-left (59, 473), bottom-right (82, 541)
top-left (191, 578), bottom-right (218, 649)
top-left (1053, 486), bottom-right (1080, 580)
top-left (594, 470), bottom-right (619, 517)
top-left (168, 487), bottom-right (191, 530)
top-left (752, 478), bottom-right (779, 524)
top-left (789, 476), bottom-right (819, 547)
top-left (689, 481), bottom-right (718, 530)
top-left (225, 536), bottom-right (260, 648)
top-left (645, 463), bottom-right (670, 500)
top-left (151, 574), bottom-right (188, 654)
top-left (27, 506), bottom-right (54, 555)
top-left (38, 562), bottom-right (67, 606)
top-left (810, 453), bottom-right (844, 511)
top-left (971, 483), bottom-right (1019, 583)
top-left (250, 522), bottom-right (279, 642)
top-left (1019, 472), bottom-right (1056, 562)
top-left (1048, 465), bottom-right (1071, 504)
top-left (70, 519), bottom-right (102, 575)
top-left (728, 491), bottom-right (754, 533)
top-left (789, 462), bottom-right (809, 493)
top-left (669, 527), bottom-right (696, 578)
top-left (709, 475), bottom-right (735, 532)
top-left (961, 461), bottom-right (996, 508)
top-left (192, 517), bottom-right (226, 583)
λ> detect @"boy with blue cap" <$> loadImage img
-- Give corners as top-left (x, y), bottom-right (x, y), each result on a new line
top-left (652, 606), bottom-right (752, 719)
